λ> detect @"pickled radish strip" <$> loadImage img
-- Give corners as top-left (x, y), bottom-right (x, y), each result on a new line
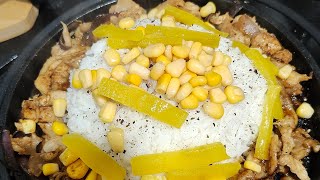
top-left (93, 24), bottom-right (144, 41)
top-left (62, 133), bottom-right (126, 180)
top-left (98, 78), bottom-right (188, 128)
top-left (232, 41), bottom-right (249, 53)
top-left (254, 85), bottom-right (282, 160)
top-left (145, 25), bottom-right (220, 48)
top-left (165, 162), bottom-right (241, 180)
top-left (131, 143), bottom-right (230, 175)
top-left (164, 5), bottom-right (228, 37)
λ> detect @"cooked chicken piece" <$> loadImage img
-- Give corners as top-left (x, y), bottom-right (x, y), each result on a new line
top-left (11, 134), bottom-right (42, 155)
top-left (272, 49), bottom-right (292, 64)
top-left (233, 15), bottom-right (260, 37)
top-left (251, 32), bottom-right (282, 55)
top-left (279, 154), bottom-right (310, 180)
top-left (35, 46), bottom-right (86, 94)
top-left (22, 94), bottom-right (51, 109)
top-left (38, 123), bottom-right (56, 139)
top-left (42, 136), bottom-right (65, 153)
top-left (281, 176), bottom-right (296, 180)
top-left (291, 128), bottom-right (320, 160)
top-left (275, 116), bottom-right (295, 154)
top-left (181, 1), bottom-right (200, 17)
top-left (50, 90), bottom-right (67, 101)
top-left (269, 134), bottom-right (281, 175)
top-left (237, 169), bottom-right (255, 180)
top-left (280, 88), bottom-right (298, 124)
top-left (109, 0), bottom-right (146, 20)
top-left (28, 152), bottom-right (59, 177)
top-left (209, 12), bottom-right (233, 25)
top-left (245, 150), bottom-right (268, 179)
top-left (281, 71), bottom-right (312, 96)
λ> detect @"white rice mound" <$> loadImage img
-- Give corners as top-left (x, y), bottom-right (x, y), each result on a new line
top-left (65, 19), bottom-right (267, 179)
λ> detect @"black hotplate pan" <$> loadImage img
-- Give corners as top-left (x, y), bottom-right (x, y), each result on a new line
top-left (0, 0), bottom-right (320, 179)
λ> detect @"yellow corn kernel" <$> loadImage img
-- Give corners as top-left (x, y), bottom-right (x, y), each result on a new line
top-left (104, 48), bottom-right (121, 66)
top-left (198, 52), bottom-right (213, 67)
top-left (42, 163), bottom-right (59, 176)
top-left (67, 159), bottom-right (89, 179)
top-left (99, 102), bottom-right (117, 123)
top-left (202, 46), bottom-right (215, 55)
top-left (111, 65), bottom-right (127, 82)
top-left (156, 55), bottom-right (171, 65)
top-left (244, 160), bottom-right (261, 173)
top-left (183, 40), bottom-right (193, 49)
top-left (136, 55), bottom-right (150, 68)
top-left (203, 102), bottom-right (224, 119)
top-left (209, 88), bottom-right (227, 104)
top-left (180, 94), bottom-right (199, 109)
top-left (122, 47), bottom-right (141, 64)
top-left (224, 85), bottom-right (245, 104)
top-left (212, 51), bottom-right (224, 66)
top-left (278, 64), bottom-right (294, 80)
top-left (175, 83), bottom-right (193, 102)
top-left (166, 59), bottom-right (186, 78)
top-left (206, 66), bottom-right (213, 72)
top-left (79, 69), bottom-right (93, 88)
top-left (189, 42), bottom-right (202, 59)
top-left (52, 121), bottom-right (68, 136)
top-left (15, 119), bottom-right (36, 134)
top-left (107, 127), bottom-right (124, 153)
top-left (91, 70), bottom-right (97, 88)
top-left (148, 8), bottom-right (158, 19)
top-left (141, 175), bottom-right (166, 180)
top-left (92, 89), bottom-right (109, 107)
top-left (189, 76), bottom-right (207, 87)
top-left (72, 69), bottom-right (83, 89)
top-left (166, 78), bottom-right (181, 99)
top-left (53, 98), bottom-right (67, 117)
top-left (223, 54), bottom-right (232, 66)
top-left (165, 45), bottom-right (173, 60)
top-left (200, 2), bottom-right (216, 17)
top-left (96, 68), bottom-right (111, 87)
top-left (86, 170), bottom-right (98, 180)
top-left (144, 43), bottom-right (165, 58)
top-left (129, 62), bottom-right (150, 80)
top-left (187, 59), bottom-right (206, 75)
top-left (136, 26), bottom-right (145, 35)
top-left (179, 70), bottom-right (197, 84)
top-left (205, 71), bottom-right (222, 87)
top-left (296, 102), bottom-right (314, 119)
top-left (192, 87), bottom-right (208, 102)
top-left (119, 17), bottom-right (135, 29)
top-left (212, 65), bottom-right (233, 86)
top-left (59, 148), bottom-right (79, 166)
top-left (150, 62), bottom-right (166, 80)
top-left (126, 74), bottom-right (142, 86)
top-left (172, 45), bottom-right (190, 59)
top-left (162, 15), bottom-right (176, 27)
top-left (156, 73), bottom-right (172, 94)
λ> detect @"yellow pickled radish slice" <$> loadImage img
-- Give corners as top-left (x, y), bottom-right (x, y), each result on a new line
top-left (232, 40), bottom-right (249, 53)
top-left (145, 25), bottom-right (220, 48)
top-left (164, 5), bottom-right (228, 37)
top-left (130, 143), bottom-right (229, 175)
top-left (98, 78), bottom-right (188, 128)
top-left (165, 162), bottom-right (241, 180)
top-left (93, 24), bottom-right (144, 41)
top-left (62, 133), bottom-right (126, 180)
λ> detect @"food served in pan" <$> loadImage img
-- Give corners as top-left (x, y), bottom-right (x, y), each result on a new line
top-left (6, 0), bottom-right (319, 179)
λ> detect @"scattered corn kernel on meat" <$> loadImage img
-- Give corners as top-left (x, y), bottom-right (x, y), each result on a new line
top-left (10, 0), bottom-right (319, 180)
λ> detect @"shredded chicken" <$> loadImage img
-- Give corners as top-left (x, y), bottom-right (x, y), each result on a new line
top-left (291, 128), bottom-right (320, 160)
top-left (282, 71), bottom-right (312, 96)
top-left (28, 152), bottom-right (59, 177)
top-left (275, 116), bottom-right (296, 155)
top-left (269, 134), bottom-right (281, 175)
top-left (237, 169), bottom-right (255, 180)
top-left (279, 154), bottom-right (310, 180)
top-left (11, 134), bottom-right (42, 155)
top-left (109, 0), bottom-right (146, 20)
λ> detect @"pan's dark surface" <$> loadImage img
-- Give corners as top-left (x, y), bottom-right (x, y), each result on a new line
top-left (0, 0), bottom-right (320, 179)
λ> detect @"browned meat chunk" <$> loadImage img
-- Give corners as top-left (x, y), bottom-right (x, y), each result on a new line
top-left (233, 15), bottom-right (260, 37)
top-left (28, 152), bottom-right (59, 177)
top-left (237, 169), bottom-right (255, 180)
top-left (251, 32), bottom-right (282, 55)
top-left (273, 49), bottom-right (292, 63)
top-left (279, 154), bottom-right (310, 180)
top-left (269, 134), bottom-right (281, 175)
top-left (109, 0), bottom-right (146, 20)
top-left (11, 134), bottom-right (42, 155)
top-left (291, 128), bottom-right (320, 160)
top-left (282, 71), bottom-right (312, 96)
top-left (275, 116), bottom-right (295, 154)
